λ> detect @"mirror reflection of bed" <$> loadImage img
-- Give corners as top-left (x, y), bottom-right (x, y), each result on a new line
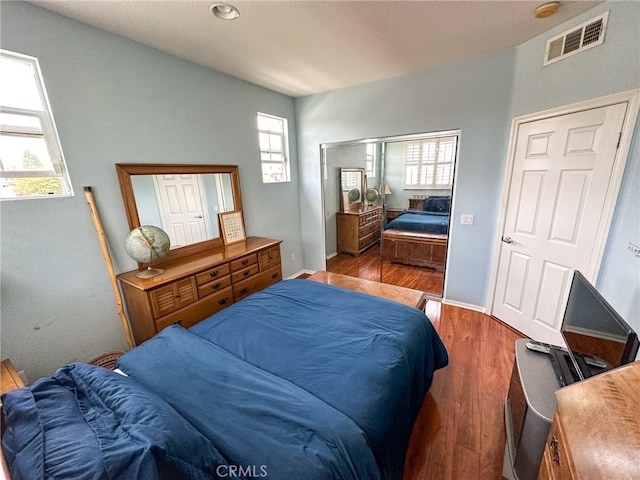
top-left (322, 132), bottom-right (457, 298)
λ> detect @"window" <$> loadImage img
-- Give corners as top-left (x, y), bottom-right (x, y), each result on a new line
top-left (257, 112), bottom-right (290, 183)
top-left (403, 135), bottom-right (457, 189)
top-left (0, 50), bottom-right (72, 200)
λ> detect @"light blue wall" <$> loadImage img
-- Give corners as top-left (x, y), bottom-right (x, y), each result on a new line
top-left (297, 49), bottom-right (516, 307)
top-left (131, 176), bottom-right (162, 226)
top-left (510, 1), bottom-right (640, 334)
top-left (0, 2), bottom-right (303, 381)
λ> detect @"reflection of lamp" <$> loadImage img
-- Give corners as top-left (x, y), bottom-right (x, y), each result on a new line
top-left (383, 184), bottom-right (392, 195)
top-left (124, 226), bottom-right (171, 278)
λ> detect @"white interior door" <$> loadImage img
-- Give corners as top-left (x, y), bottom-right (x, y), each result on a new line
top-left (492, 103), bottom-right (628, 345)
top-left (154, 174), bottom-right (209, 248)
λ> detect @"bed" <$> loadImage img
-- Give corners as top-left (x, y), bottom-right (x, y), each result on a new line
top-left (382, 196), bottom-right (450, 270)
top-left (1, 279), bottom-right (448, 480)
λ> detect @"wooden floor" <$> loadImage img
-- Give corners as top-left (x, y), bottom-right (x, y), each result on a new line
top-left (327, 245), bottom-right (445, 296)
top-left (321, 246), bottom-right (524, 480)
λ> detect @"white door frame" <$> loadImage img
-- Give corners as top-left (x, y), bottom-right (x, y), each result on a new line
top-left (486, 89), bottom-right (640, 316)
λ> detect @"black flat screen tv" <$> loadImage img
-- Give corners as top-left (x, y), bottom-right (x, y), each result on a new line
top-left (549, 270), bottom-right (639, 386)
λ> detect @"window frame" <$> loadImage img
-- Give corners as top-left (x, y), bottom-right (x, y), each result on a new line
top-left (0, 49), bottom-right (73, 200)
top-left (257, 112), bottom-right (290, 184)
top-left (402, 135), bottom-right (458, 190)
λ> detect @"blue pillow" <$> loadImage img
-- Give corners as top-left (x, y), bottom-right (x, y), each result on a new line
top-left (423, 196), bottom-right (451, 213)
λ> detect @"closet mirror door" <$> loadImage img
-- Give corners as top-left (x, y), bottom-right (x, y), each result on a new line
top-left (380, 132), bottom-right (459, 298)
top-left (322, 141), bottom-right (383, 281)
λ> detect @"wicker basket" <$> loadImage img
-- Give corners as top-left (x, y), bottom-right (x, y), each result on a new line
top-left (88, 351), bottom-right (125, 370)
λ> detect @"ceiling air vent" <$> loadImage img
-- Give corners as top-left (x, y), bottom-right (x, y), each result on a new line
top-left (544, 11), bottom-right (609, 66)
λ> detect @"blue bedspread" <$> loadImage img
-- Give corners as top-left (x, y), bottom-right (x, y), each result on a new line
top-left (118, 325), bottom-right (381, 480)
top-left (2, 363), bottom-right (227, 480)
top-left (386, 210), bottom-right (450, 234)
top-left (2, 280), bottom-right (448, 480)
top-left (190, 279), bottom-right (449, 479)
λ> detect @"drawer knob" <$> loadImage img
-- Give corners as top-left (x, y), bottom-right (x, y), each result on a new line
top-left (241, 259), bottom-right (249, 265)
top-left (243, 270), bottom-right (250, 277)
top-left (550, 435), bottom-right (561, 466)
top-left (212, 283), bottom-right (221, 290)
top-left (240, 287), bottom-right (249, 295)
top-left (271, 272), bottom-right (278, 279)
top-left (210, 271), bottom-right (219, 278)
top-left (218, 297), bottom-right (228, 305)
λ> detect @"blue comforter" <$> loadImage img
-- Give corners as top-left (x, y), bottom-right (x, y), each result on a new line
top-left (118, 325), bottom-right (381, 480)
top-left (386, 210), bottom-right (450, 234)
top-left (2, 362), bottom-right (228, 480)
top-left (2, 280), bottom-right (448, 480)
top-left (190, 279), bottom-right (449, 479)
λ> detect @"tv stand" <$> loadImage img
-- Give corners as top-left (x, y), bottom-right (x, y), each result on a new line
top-left (547, 347), bottom-right (579, 387)
top-left (503, 339), bottom-right (560, 480)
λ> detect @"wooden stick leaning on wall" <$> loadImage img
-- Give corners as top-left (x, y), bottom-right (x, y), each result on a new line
top-left (84, 186), bottom-right (135, 350)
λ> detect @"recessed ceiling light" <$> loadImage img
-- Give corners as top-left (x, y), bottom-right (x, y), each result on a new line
top-left (534, 2), bottom-right (560, 18)
top-left (210, 3), bottom-right (240, 20)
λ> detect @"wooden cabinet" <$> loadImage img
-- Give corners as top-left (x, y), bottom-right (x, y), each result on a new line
top-left (386, 208), bottom-right (404, 223)
top-left (381, 230), bottom-right (447, 270)
top-left (538, 362), bottom-right (640, 479)
top-left (337, 206), bottom-right (382, 256)
top-left (117, 237), bottom-right (282, 344)
top-left (409, 197), bottom-right (425, 210)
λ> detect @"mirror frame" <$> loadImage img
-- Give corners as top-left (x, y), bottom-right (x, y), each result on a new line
top-left (115, 163), bottom-right (243, 265)
top-left (339, 167), bottom-right (366, 211)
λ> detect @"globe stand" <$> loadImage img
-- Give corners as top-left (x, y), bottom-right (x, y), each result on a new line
top-left (135, 266), bottom-right (164, 279)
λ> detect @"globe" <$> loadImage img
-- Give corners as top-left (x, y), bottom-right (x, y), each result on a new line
top-left (125, 225), bottom-right (171, 278)
top-left (365, 188), bottom-right (379, 204)
top-left (348, 188), bottom-right (360, 202)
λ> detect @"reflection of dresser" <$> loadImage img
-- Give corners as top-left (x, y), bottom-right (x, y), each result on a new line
top-left (337, 206), bottom-right (382, 256)
top-left (117, 237), bottom-right (282, 344)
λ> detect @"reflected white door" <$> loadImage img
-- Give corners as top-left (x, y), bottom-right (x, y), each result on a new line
top-left (154, 174), bottom-right (209, 247)
top-left (492, 103), bottom-right (627, 345)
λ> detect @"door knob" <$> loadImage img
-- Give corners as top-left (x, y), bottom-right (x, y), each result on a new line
top-left (193, 215), bottom-right (203, 219)
top-left (502, 236), bottom-right (514, 244)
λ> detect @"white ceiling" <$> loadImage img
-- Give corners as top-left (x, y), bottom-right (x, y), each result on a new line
top-left (30, 0), bottom-right (602, 97)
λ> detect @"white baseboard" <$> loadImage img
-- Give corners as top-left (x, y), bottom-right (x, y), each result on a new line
top-left (287, 269), bottom-right (316, 279)
top-left (326, 252), bottom-right (338, 260)
top-left (442, 298), bottom-right (486, 314)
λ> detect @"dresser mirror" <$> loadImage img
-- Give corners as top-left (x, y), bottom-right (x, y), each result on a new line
top-left (116, 163), bottom-right (243, 264)
top-left (339, 167), bottom-right (366, 210)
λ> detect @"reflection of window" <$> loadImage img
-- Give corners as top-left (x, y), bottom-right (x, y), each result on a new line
top-left (403, 136), bottom-right (457, 189)
top-left (0, 49), bottom-right (72, 199)
top-left (257, 112), bottom-right (290, 183)
top-left (366, 143), bottom-right (376, 178)
top-left (341, 172), bottom-right (361, 190)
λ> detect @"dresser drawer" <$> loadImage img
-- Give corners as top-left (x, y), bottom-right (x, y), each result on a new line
top-left (233, 265), bottom-right (282, 302)
top-left (544, 419), bottom-right (572, 480)
top-left (195, 264), bottom-right (230, 286)
top-left (197, 275), bottom-right (232, 298)
top-left (156, 287), bottom-right (234, 331)
top-left (259, 245), bottom-right (281, 271)
top-left (231, 264), bottom-right (260, 283)
top-left (150, 278), bottom-right (197, 318)
top-left (230, 254), bottom-right (258, 272)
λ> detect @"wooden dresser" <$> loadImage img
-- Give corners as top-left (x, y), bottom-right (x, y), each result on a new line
top-left (117, 237), bottom-right (282, 344)
top-left (336, 205), bottom-right (382, 256)
top-left (538, 361), bottom-right (640, 480)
